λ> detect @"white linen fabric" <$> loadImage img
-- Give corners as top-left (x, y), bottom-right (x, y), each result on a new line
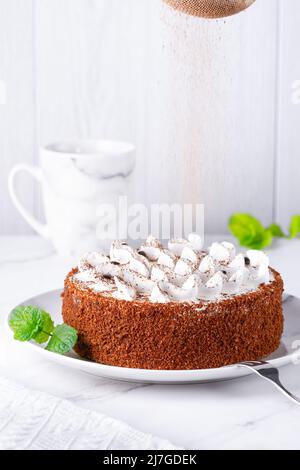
top-left (0, 377), bottom-right (180, 450)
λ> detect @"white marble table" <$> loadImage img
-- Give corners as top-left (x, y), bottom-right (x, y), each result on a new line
top-left (1, 235), bottom-right (300, 450)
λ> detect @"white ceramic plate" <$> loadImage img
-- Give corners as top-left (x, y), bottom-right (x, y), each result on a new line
top-left (6, 290), bottom-right (300, 384)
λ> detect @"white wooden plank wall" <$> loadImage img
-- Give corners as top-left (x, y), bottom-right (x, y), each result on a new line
top-left (276, 0), bottom-right (300, 231)
top-left (144, 0), bottom-right (278, 232)
top-left (0, 0), bottom-right (299, 235)
top-left (0, 0), bottom-right (35, 234)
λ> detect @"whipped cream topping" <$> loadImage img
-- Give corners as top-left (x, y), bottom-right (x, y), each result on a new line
top-left (73, 236), bottom-right (272, 304)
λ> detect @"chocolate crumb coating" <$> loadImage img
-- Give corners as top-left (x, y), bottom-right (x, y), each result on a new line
top-left (62, 268), bottom-right (284, 370)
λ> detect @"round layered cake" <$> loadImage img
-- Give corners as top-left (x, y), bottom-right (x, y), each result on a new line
top-left (62, 235), bottom-right (284, 370)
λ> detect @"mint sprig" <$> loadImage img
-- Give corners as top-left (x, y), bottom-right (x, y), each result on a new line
top-left (34, 311), bottom-right (54, 344)
top-left (9, 306), bottom-right (43, 342)
top-left (229, 213), bottom-right (300, 249)
top-left (267, 223), bottom-right (285, 238)
top-left (289, 215), bottom-right (300, 239)
top-left (228, 213), bottom-right (273, 250)
top-left (9, 306), bottom-right (77, 355)
top-left (46, 324), bottom-right (78, 355)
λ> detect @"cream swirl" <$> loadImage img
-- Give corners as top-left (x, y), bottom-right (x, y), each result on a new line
top-left (113, 277), bottom-right (137, 301)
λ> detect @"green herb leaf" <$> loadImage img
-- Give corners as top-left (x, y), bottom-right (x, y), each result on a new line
top-left (228, 213), bottom-right (273, 250)
top-left (9, 306), bottom-right (43, 342)
top-left (10, 305), bottom-right (78, 356)
top-left (33, 311), bottom-right (54, 344)
top-left (289, 215), bottom-right (300, 239)
top-left (229, 213), bottom-right (264, 239)
top-left (46, 324), bottom-right (78, 355)
top-left (243, 229), bottom-right (273, 250)
top-left (267, 223), bottom-right (285, 238)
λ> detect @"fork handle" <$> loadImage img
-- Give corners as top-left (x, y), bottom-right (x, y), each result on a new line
top-left (238, 361), bottom-right (300, 405)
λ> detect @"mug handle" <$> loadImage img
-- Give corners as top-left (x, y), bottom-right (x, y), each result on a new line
top-left (8, 164), bottom-right (50, 238)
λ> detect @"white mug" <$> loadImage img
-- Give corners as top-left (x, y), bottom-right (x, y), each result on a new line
top-left (8, 140), bottom-right (135, 255)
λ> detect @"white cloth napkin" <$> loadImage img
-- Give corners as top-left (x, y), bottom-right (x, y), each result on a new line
top-left (0, 377), bottom-right (179, 450)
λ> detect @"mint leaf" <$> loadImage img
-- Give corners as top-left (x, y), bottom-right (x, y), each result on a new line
top-left (267, 223), bottom-right (285, 238)
top-left (9, 306), bottom-right (43, 342)
top-left (289, 215), bottom-right (300, 239)
top-left (228, 213), bottom-right (273, 250)
top-left (243, 229), bottom-right (273, 250)
top-left (34, 311), bottom-right (54, 344)
top-left (46, 324), bottom-right (78, 355)
top-left (229, 213), bottom-right (264, 240)
top-left (10, 305), bottom-right (78, 356)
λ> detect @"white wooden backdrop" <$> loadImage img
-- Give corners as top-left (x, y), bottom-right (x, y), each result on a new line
top-left (0, 0), bottom-right (299, 235)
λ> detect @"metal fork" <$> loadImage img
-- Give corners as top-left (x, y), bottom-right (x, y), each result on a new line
top-left (238, 293), bottom-right (300, 404)
top-left (238, 361), bottom-right (300, 405)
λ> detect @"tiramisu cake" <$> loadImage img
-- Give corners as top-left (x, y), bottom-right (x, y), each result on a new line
top-left (62, 235), bottom-right (284, 370)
